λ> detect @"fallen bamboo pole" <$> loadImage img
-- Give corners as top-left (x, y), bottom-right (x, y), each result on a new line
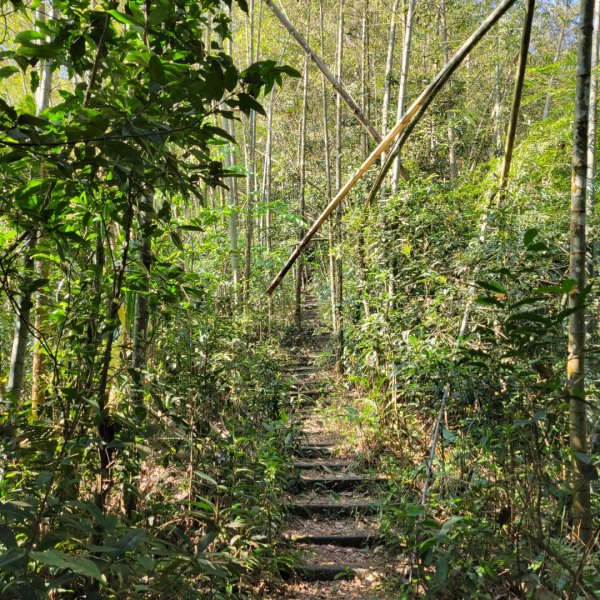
top-left (266, 0), bottom-right (519, 295)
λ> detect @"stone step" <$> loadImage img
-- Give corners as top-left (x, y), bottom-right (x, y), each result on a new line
top-left (296, 445), bottom-right (336, 458)
top-left (292, 545), bottom-right (386, 582)
top-left (282, 365), bottom-right (319, 372)
top-left (290, 533), bottom-right (380, 548)
top-left (294, 564), bottom-right (365, 581)
top-left (295, 475), bottom-right (379, 493)
top-left (293, 459), bottom-right (355, 470)
top-left (301, 439), bottom-right (341, 447)
top-left (289, 382), bottom-right (328, 389)
top-left (287, 501), bottom-right (379, 517)
top-left (287, 384), bottom-right (330, 398)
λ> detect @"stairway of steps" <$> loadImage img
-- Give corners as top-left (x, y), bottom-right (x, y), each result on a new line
top-left (276, 298), bottom-right (396, 599)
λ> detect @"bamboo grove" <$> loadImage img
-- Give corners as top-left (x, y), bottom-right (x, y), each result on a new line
top-left (0, 0), bottom-right (599, 597)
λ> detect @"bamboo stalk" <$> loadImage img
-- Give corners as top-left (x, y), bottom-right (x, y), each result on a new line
top-left (264, 0), bottom-right (379, 143)
top-left (266, 0), bottom-right (519, 296)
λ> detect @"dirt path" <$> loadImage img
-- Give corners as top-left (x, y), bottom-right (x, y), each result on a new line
top-left (273, 298), bottom-right (398, 599)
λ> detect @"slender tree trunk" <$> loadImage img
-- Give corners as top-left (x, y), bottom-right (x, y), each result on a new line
top-left (265, 89), bottom-right (275, 326)
top-left (265, 90), bottom-right (275, 257)
top-left (440, 0), bottom-right (458, 180)
top-left (568, 0), bottom-right (594, 547)
top-left (131, 200), bottom-right (152, 417)
top-left (360, 4), bottom-right (370, 157)
top-left (586, 0), bottom-right (599, 304)
top-left (93, 206), bottom-right (133, 538)
top-left (334, 0), bottom-right (345, 368)
top-left (31, 0), bottom-right (57, 416)
top-left (542, 17), bottom-right (567, 120)
top-left (392, 0), bottom-right (417, 192)
top-left (492, 34), bottom-right (503, 157)
top-left (381, 0), bottom-right (401, 138)
top-left (10, 2), bottom-right (54, 407)
top-left (122, 194), bottom-right (153, 518)
top-left (498, 0), bottom-right (535, 194)
top-left (223, 113), bottom-right (242, 309)
top-left (319, 0), bottom-right (337, 332)
top-left (296, 5), bottom-right (310, 328)
top-left (221, 18), bottom-right (242, 310)
top-left (243, 0), bottom-right (258, 308)
top-left (7, 239), bottom-right (35, 403)
top-left (588, 0), bottom-right (600, 455)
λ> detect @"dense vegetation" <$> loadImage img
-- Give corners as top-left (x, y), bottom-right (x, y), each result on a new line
top-left (0, 0), bottom-right (598, 598)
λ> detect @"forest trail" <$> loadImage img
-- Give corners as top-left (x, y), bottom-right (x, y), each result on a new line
top-left (276, 296), bottom-right (399, 600)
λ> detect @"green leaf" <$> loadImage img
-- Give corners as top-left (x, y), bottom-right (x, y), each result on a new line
top-left (148, 2), bottom-right (171, 25)
top-left (196, 530), bottom-right (219, 553)
top-left (237, 92), bottom-right (266, 116)
top-left (476, 280), bottom-right (507, 295)
top-left (69, 36), bottom-right (86, 64)
top-left (507, 311), bottom-right (549, 324)
top-left (0, 66), bottom-right (19, 79)
top-left (436, 555), bottom-right (449, 582)
top-left (278, 65), bottom-right (302, 78)
top-left (107, 9), bottom-right (144, 30)
top-left (149, 54), bottom-right (166, 84)
top-left (170, 230), bottom-right (184, 251)
top-left (116, 529), bottom-right (146, 553)
top-left (0, 526), bottom-right (17, 549)
top-left (194, 471), bottom-right (218, 486)
top-left (523, 228), bottom-right (539, 246)
top-left (537, 279), bottom-right (577, 294)
top-left (442, 426), bottom-right (456, 445)
top-left (574, 451), bottom-right (591, 464)
top-left (16, 43), bottom-right (60, 60)
top-left (405, 504), bottom-right (424, 517)
top-left (438, 516), bottom-right (463, 537)
top-left (476, 295), bottom-right (504, 307)
top-left (30, 549), bottom-right (104, 582)
top-left (15, 30), bottom-right (45, 44)
top-left (0, 549), bottom-right (26, 569)
top-left (526, 242), bottom-right (547, 252)
top-left (179, 224), bottom-right (204, 232)
top-left (202, 124), bottom-right (235, 144)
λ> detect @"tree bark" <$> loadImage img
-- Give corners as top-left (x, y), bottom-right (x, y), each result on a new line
top-left (498, 0), bottom-right (535, 194)
top-left (296, 5), bottom-right (310, 328)
top-left (264, 89), bottom-right (275, 256)
top-left (391, 0), bottom-right (417, 192)
top-left (587, 0), bottom-right (600, 457)
top-left (568, 0), bottom-right (594, 546)
top-left (10, 2), bottom-right (54, 407)
top-left (542, 16), bottom-right (567, 120)
top-left (334, 0), bottom-right (345, 368)
top-left (243, 0), bottom-right (258, 308)
top-left (360, 4), bottom-right (370, 157)
top-left (440, 0), bottom-right (458, 180)
top-left (221, 24), bottom-right (242, 310)
top-left (492, 37), bottom-right (504, 157)
top-left (318, 0), bottom-right (337, 332)
top-left (7, 241), bottom-right (35, 404)
top-left (586, 0), bottom-right (599, 305)
top-left (381, 0), bottom-right (401, 139)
